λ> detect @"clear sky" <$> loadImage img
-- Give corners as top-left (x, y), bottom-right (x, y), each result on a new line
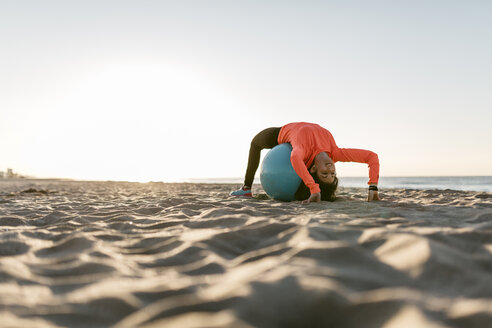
top-left (1, 0), bottom-right (491, 182)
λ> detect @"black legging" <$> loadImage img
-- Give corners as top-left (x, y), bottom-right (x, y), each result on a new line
top-left (244, 127), bottom-right (281, 187)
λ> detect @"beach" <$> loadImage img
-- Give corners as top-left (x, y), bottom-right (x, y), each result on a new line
top-left (1, 179), bottom-right (491, 327)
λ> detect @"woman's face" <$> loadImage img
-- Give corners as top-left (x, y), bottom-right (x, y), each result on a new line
top-left (311, 152), bottom-right (337, 184)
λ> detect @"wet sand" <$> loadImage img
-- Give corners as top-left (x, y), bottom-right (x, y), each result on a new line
top-left (1, 179), bottom-right (491, 327)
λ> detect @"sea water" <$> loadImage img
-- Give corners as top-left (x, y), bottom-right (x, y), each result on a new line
top-left (187, 176), bottom-right (492, 193)
top-left (339, 176), bottom-right (492, 192)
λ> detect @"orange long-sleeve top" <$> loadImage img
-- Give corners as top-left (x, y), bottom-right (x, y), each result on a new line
top-left (278, 122), bottom-right (380, 194)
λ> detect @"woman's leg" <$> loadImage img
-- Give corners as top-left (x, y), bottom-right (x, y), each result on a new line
top-left (243, 127), bottom-right (281, 188)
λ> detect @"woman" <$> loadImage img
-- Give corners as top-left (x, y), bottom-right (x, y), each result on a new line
top-left (230, 122), bottom-right (380, 202)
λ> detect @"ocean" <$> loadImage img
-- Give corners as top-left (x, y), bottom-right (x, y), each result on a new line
top-left (339, 176), bottom-right (492, 192)
top-left (186, 176), bottom-right (492, 193)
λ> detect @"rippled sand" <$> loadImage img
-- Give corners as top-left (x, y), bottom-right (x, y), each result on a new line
top-left (1, 179), bottom-right (492, 327)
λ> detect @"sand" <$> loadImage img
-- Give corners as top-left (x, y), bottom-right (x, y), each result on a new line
top-left (1, 179), bottom-right (491, 328)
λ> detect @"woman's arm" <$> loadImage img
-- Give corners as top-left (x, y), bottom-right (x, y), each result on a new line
top-left (334, 148), bottom-right (380, 202)
top-left (290, 147), bottom-right (321, 195)
top-left (334, 148), bottom-right (379, 184)
top-left (368, 184), bottom-right (380, 201)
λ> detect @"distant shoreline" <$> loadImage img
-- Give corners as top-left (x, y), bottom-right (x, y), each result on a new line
top-left (2, 177), bottom-right (492, 193)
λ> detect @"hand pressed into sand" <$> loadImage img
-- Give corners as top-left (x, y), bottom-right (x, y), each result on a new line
top-left (302, 192), bottom-right (321, 204)
top-left (368, 190), bottom-right (380, 202)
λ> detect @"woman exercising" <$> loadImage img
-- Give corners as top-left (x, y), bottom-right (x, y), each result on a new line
top-left (230, 122), bottom-right (380, 202)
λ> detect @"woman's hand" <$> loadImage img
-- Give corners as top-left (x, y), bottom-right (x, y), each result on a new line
top-left (303, 192), bottom-right (321, 203)
top-left (368, 190), bottom-right (380, 202)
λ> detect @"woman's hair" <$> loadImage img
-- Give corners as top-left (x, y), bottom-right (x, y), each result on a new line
top-left (295, 170), bottom-right (338, 202)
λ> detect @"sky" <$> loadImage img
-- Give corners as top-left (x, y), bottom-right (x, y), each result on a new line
top-left (1, 0), bottom-right (491, 182)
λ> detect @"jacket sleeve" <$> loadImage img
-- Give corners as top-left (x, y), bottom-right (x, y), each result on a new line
top-left (290, 147), bottom-right (321, 194)
top-left (335, 148), bottom-right (380, 185)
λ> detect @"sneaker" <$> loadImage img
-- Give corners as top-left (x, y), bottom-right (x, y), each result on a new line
top-left (230, 187), bottom-right (252, 197)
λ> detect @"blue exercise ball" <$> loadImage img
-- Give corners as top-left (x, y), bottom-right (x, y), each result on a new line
top-left (260, 143), bottom-right (302, 201)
